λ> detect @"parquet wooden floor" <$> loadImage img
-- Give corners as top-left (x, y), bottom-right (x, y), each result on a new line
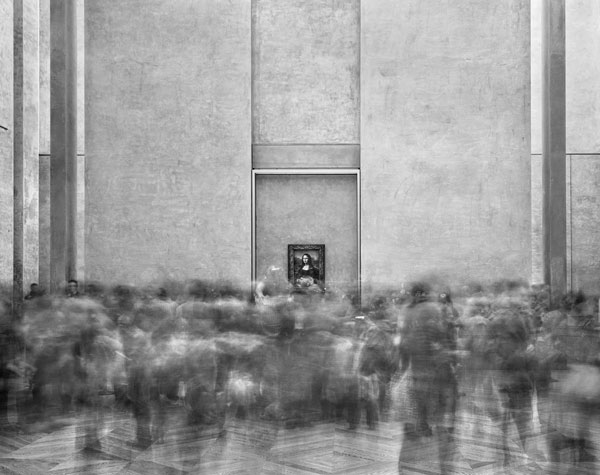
top-left (1, 393), bottom-right (599, 474)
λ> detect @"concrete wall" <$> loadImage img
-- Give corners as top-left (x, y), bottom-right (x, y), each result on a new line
top-left (252, 0), bottom-right (359, 145)
top-left (85, 0), bottom-right (251, 286)
top-left (14, 0), bottom-right (40, 290)
top-left (571, 156), bottom-right (600, 295)
top-left (566, 0), bottom-right (600, 154)
top-left (361, 0), bottom-right (531, 287)
top-left (0, 0), bottom-right (13, 286)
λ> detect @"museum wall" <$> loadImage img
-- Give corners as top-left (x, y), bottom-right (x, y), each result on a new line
top-left (14, 0), bottom-right (40, 290)
top-left (252, 0), bottom-right (359, 146)
top-left (0, 0), bottom-right (13, 285)
top-left (361, 0), bottom-right (531, 287)
top-left (85, 0), bottom-right (251, 286)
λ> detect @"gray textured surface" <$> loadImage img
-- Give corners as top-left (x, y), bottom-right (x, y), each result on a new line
top-left (566, 0), bottom-right (600, 154)
top-left (570, 156), bottom-right (600, 295)
top-left (252, 0), bottom-right (359, 144)
top-left (76, 0), bottom-right (84, 155)
top-left (38, 0), bottom-right (49, 155)
top-left (255, 174), bottom-right (358, 291)
top-left (253, 144), bottom-right (359, 169)
top-left (85, 0), bottom-right (251, 286)
top-left (531, 0), bottom-right (542, 155)
top-left (0, 0), bottom-right (13, 285)
top-left (18, 0), bottom-right (40, 287)
top-left (361, 0), bottom-right (531, 286)
top-left (531, 155), bottom-right (543, 285)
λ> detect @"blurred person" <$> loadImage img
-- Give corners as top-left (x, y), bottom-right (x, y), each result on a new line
top-left (82, 281), bottom-right (105, 302)
top-left (564, 290), bottom-right (595, 329)
top-left (66, 279), bottom-right (80, 298)
top-left (319, 321), bottom-right (354, 422)
top-left (459, 313), bottom-right (491, 417)
top-left (24, 296), bottom-right (76, 420)
top-left (254, 266), bottom-right (291, 306)
top-left (24, 283), bottom-right (42, 300)
top-left (541, 361), bottom-right (600, 471)
top-left (174, 280), bottom-right (217, 337)
top-left (485, 310), bottom-right (538, 466)
top-left (132, 286), bottom-right (179, 439)
top-left (215, 332), bottom-right (267, 423)
top-left (347, 314), bottom-right (389, 430)
top-left (67, 298), bottom-right (121, 451)
top-left (397, 282), bottom-right (458, 474)
top-left (535, 296), bottom-right (600, 470)
top-left (0, 297), bottom-right (18, 429)
top-left (120, 305), bottom-right (154, 447)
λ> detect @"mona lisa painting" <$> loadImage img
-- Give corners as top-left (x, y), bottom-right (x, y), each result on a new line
top-left (288, 244), bottom-right (325, 291)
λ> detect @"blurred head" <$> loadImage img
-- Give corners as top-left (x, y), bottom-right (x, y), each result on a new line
top-left (187, 279), bottom-right (209, 300)
top-left (410, 281), bottom-right (431, 304)
top-left (156, 287), bottom-right (168, 300)
top-left (84, 281), bottom-right (104, 300)
top-left (66, 279), bottom-right (79, 297)
top-left (486, 312), bottom-right (529, 358)
top-left (438, 289), bottom-right (452, 305)
top-left (562, 290), bottom-right (588, 314)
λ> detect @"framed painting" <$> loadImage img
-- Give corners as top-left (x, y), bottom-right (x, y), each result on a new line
top-left (288, 244), bottom-right (325, 289)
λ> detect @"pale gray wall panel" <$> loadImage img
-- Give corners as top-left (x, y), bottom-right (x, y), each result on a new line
top-left (0, 0), bottom-right (13, 285)
top-left (18, 0), bottom-right (40, 287)
top-left (362, 0), bottom-right (531, 287)
top-left (570, 156), bottom-right (600, 294)
top-left (566, 0), bottom-right (600, 154)
top-left (85, 0), bottom-right (251, 286)
top-left (253, 0), bottom-right (359, 145)
top-left (253, 145), bottom-right (359, 169)
top-left (38, 0), bottom-right (49, 155)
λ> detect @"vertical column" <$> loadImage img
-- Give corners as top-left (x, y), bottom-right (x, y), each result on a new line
top-left (76, 0), bottom-right (84, 282)
top-left (13, 0), bottom-right (23, 314)
top-left (13, 0), bottom-right (39, 317)
top-left (50, 0), bottom-right (77, 292)
top-left (542, 0), bottom-right (567, 302)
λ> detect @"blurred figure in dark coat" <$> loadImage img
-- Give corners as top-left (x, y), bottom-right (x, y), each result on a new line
top-left (398, 282), bottom-right (458, 474)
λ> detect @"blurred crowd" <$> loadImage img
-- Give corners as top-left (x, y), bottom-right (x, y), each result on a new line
top-left (0, 276), bottom-right (600, 472)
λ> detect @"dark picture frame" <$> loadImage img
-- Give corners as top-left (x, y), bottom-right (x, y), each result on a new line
top-left (288, 244), bottom-right (325, 287)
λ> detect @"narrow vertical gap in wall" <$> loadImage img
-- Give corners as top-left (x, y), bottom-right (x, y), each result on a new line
top-left (250, 0), bottom-right (256, 289)
top-left (357, 0), bottom-right (361, 301)
top-left (357, 0), bottom-right (361, 146)
top-left (567, 154), bottom-right (573, 290)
